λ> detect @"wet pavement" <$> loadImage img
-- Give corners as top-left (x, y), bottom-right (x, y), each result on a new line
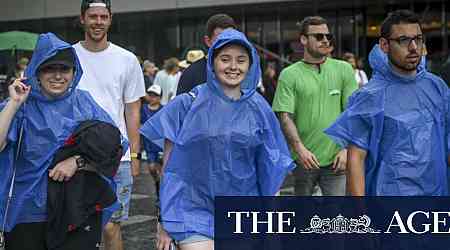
top-left (122, 166), bottom-right (296, 250)
top-left (123, 167), bottom-right (158, 250)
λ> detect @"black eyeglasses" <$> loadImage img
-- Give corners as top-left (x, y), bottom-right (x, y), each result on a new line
top-left (306, 33), bottom-right (334, 41)
top-left (387, 35), bottom-right (424, 48)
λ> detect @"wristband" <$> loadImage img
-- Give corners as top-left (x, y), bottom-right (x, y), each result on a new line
top-left (130, 152), bottom-right (141, 160)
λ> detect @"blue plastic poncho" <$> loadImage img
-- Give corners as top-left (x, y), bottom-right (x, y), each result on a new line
top-left (325, 44), bottom-right (449, 196)
top-left (140, 29), bottom-right (294, 239)
top-left (0, 33), bottom-right (122, 231)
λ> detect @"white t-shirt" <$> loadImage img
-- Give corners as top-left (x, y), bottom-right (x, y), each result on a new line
top-left (74, 42), bottom-right (145, 161)
top-left (153, 70), bottom-right (180, 105)
top-left (355, 69), bottom-right (369, 87)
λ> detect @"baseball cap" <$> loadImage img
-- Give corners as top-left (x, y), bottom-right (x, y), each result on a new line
top-left (39, 49), bottom-right (75, 70)
top-left (81, 0), bottom-right (111, 13)
top-left (147, 85), bottom-right (162, 96)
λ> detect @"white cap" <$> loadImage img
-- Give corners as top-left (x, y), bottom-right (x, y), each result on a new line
top-left (147, 85), bottom-right (162, 96)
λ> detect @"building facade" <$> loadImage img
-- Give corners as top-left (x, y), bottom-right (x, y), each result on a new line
top-left (1, 0), bottom-right (449, 74)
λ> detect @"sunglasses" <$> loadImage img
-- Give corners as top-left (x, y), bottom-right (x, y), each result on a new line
top-left (306, 33), bottom-right (334, 41)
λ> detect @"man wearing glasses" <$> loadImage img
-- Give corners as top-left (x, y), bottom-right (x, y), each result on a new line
top-left (326, 10), bottom-right (450, 196)
top-left (273, 16), bottom-right (357, 196)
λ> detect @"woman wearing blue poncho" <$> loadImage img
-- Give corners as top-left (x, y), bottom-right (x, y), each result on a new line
top-left (0, 33), bottom-right (120, 249)
top-left (140, 29), bottom-right (294, 250)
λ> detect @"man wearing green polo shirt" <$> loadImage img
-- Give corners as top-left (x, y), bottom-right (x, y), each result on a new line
top-left (273, 16), bottom-right (357, 196)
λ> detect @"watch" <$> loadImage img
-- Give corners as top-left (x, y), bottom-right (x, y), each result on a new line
top-left (76, 156), bottom-right (86, 169)
top-left (130, 152), bottom-right (142, 160)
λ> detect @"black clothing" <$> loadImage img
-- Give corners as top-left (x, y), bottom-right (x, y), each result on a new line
top-left (144, 74), bottom-right (154, 91)
top-left (262, 77), bottom-right (276, 105)
top-left (176, 57), bottom-right (207, 95)
top-left (46, 120), bottom-right (122, 249)
top-left (5, 222), bottom-right (47, 250)
top-left (47, 171), bottom-right (115, 250)
top-left (440, 61), bottom-right (450, 87)
top-left (49, 120), bottom-right (123, 178)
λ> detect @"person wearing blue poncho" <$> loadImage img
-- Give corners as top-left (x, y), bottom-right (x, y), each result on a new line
top-left (140, 29), bottom-right (295, 250)
top-left (325, 10), bottom-right (450, 196)
top-left (0, 33), bottom-right (122, 249)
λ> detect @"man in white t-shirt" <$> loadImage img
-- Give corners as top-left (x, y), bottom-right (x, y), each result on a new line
top-left (74, 1), bottom-right (145, 250)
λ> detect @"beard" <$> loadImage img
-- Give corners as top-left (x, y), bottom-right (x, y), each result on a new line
top-left (305, 46), bottom-right (328, 59)
top-left (85, 25), bottom-right (108, 42)
top-left (388, 53), bottom-right (419, 73)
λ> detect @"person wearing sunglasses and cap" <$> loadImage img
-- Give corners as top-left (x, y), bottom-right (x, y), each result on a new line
top-left (273, 16), bottom-right (358, 196)
top-left (74, 1), bottom-right (145, 249)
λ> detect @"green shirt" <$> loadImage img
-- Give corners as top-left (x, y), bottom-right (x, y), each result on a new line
top-left (272, 58), bottom-right (358, 166)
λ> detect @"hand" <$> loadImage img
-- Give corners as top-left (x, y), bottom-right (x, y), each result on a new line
top-left (49, 156), bottom-right (79, 182)
top-left (131, 158), bottom-right (140, 177)
top-left (296, 146), bottom-right (320, 170)
top-left (156, 222), bottom-right (173, 250)
top-left (331, 149), bottom-right (347, 173)
top-left (9, 78), bottom-right (31, 106)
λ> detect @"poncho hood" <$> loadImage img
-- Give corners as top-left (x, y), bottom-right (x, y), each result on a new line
top-left (24, 32), bottom-right (82, 101)
top-left (368, 44), bottom-right (426, 83)
top-left (207, 28), bottom-right (261, 102)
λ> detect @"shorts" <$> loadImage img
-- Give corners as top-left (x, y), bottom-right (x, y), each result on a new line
top-left (110, 162), bottom-right (133, 223)
top-left (176, 234), bottom-right (212, 245)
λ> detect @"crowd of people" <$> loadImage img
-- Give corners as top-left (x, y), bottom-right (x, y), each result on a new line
top-left (0, 0), bottom-right (449, 249)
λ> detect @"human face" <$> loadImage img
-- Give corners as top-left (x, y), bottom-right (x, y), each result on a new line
top-left (214, 44), bottom-right (250, 89)
top-left (38, 65), bottom-right (74, 98)
top-left (380, 23), bottom-right (423, 75)
top-left (147, 93), bottom-right (161, 105)
top-left (144, 64), bottom-right (157, 76)
top-left (80, 7), bottom-right (111, 43)
top-left (204, 28), bottom-right (225, 48)
top-left (301, 24), bottom-right (332, 59)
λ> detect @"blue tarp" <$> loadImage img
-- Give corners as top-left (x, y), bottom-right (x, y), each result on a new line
top-left (325, 44), bottom-right (449, 196)
top-left (140, 29), bottom-right (295, 240)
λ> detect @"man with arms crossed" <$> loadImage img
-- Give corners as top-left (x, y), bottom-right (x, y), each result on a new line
top-left (74, 0), bottom-right (145, 249)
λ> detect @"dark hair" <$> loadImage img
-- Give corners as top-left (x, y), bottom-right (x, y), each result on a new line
top-left (380, 9), bottom-right (422, 38)
top-left (206, 14), bottom-right (237, 38)
top-left (342, 52), bottom-right (355, 61)
top-left (213, 42), bottom-right (253, 65)
top-left (81, 0), bottom-right (111, 15)
top-left (297, 16), bottom-right (328, 36)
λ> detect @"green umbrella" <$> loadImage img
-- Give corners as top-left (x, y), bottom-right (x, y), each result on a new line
top-left (0, 31), bottom-right (38, 51)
